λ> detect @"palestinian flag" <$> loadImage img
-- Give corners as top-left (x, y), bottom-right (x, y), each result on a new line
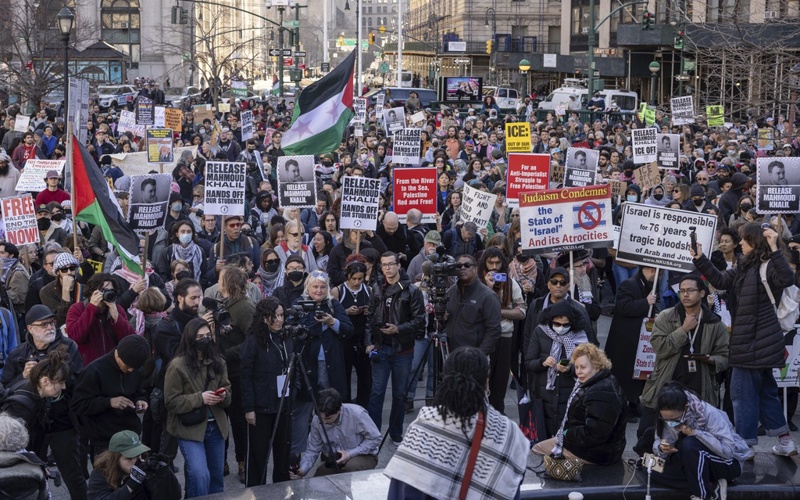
top-left (282, 49), bottom-right (356, 156)
top-left (271, 75), bottom-right (281, 96)
top-left (71, 135), bottom-right (142, 274)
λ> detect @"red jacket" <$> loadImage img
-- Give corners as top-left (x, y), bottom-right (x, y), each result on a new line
top-left (66, 302), bottom-right (135, 366)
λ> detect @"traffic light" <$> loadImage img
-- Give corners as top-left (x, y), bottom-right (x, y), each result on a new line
top-left (674, 30), bottom-right (684, 49)
top-left (179, 7), bottom-right (189, 24)
top-left (369, 32), bottom-right (375, 45)
top-left (486, 40), bottom-right (493, 54)
top-left (337, 35), bottom-right (344, 47)
top-left (642, 10), bottom-right (654, 30)
top-left (171, 5), bottom-right (179, 24)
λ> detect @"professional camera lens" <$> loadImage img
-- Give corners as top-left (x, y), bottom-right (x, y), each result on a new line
top-left (102, 289), bottom-right (117, 302)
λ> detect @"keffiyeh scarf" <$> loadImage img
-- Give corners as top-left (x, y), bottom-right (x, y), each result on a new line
top-left (172, 242), bottom-right (203, 282)
top-left (541, 325), bottom-right (588, 390)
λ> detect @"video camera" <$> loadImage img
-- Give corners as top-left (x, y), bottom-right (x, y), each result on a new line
top-left (281, 299), bottom-right (318, 342)
top-left (421, 245), bottom-right (458, 317)
top-left (202, 297), bottom-right (232, 333)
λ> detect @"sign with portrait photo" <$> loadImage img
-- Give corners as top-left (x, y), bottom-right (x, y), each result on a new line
top-left (146, 128), bottom-right (174, 164)
top-left (127, 173), bottom-right (171, 232)
top-left (756, 156), bottom-right (800, 214)
top-left (277, 155), bottom-right (317, 208)
top-left (564, 148), bottom-right (599, 188)
top-left (656, 134), bottom-right (680, 169)
top-left (383, 107), bottom-right (405, 135)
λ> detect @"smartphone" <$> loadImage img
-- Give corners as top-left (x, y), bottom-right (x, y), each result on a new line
top-left (492, 272), bottom-right (507, 283)
top-left (559, 359), bottom-right (570, 366)
top-left (213, 388), bottom-right (226, 396)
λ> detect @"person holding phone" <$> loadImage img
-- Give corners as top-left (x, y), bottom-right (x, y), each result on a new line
top-left (636, 274), bottom-right (730, 449)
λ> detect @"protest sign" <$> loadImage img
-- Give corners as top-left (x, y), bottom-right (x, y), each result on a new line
top-left (656, 134), bottom-right (680, 169)
top-left (15, 159), bottom-right (65, 193)
top-left (706, 105), bottom-right (724, 127)
top-left (756, 156), bottom-right (800, 214)
top-left (277, 156), bottom-right (317, 208)
top-left (774, 328), bottom-right (800, 388)
top-left (14, 115), bottom-right (29, 133)
top-left (218, 102), bottom-right (231, 113)
top-left (757, 128), bottom-right (775, 151)
top-left (616, 202), bottom-right (717, 272)
top-left (154, 106), bottom-right (166, 127)
top-left (505, 153), bottom-right (550, 207)
top-left (375, 94), bottom-right (385, 115)
top-left (118, 110), bottom-right (145, 137)
top-left (69, 77), bottom-right (90, 145)
top-left (633, 162), bottom-right (662, 192)
top-left (461, 184), bottom-right (498, 228)
top-left (109, 146), bottom-right (195, 177)
top-left (671, 96), bottom-right (695, 125)
top-left (383, 107), bottom-right (405, 135)
top-left (392, 129), bottom-right (422, 164)
top-left (410, 111), bottom-right (426, 126)
top-left (204, 162), bottom-right (247, 216)
top-left (340, 176), bottom-right (380, 231)
top-left (164, 108), bottom-right (182, 132)
top-left (353, 98), bottom-right (367, 123)
top-left (633, 318), bottom-right (657, 380)
top-left (194, 105), bottom-right (215, 123)
top-left (504, 122), bottom-right (531, 153)
top-left (639, 103), bottom-right (655, 126)
top-left (146, 128), bottom-right (174, 164)
top-left (241, 111), bottom-right (254, 141)
top-left (127, 174), bottom-right (171, 232)
top-left (632, 128), bottom-right (658, 164)
top-left (519, 185), bottom-right (613, 253)
top-left (564, 166), bottom-right (597, 187)
top-left (231, 79), bottom-right (248, 96)
top-left (549, 163), bottom-right (565, 187)
top-left (608, 180), bottom-right (627, 198)
top-left (564, 148), bottom-right (599, 188)
top-left (0, 195), bottom-right (38, 246)
top-left (394, 167), bottom-right (436, 223)
top-left (136, 97), bottom-right (154, 125)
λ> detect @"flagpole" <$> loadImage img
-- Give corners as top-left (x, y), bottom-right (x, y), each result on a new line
top-left (67, 121), bottom-right (77, 251)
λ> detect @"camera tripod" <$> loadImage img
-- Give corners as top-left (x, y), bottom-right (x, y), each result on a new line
top-left (261, 347), bottom-right (340, 484)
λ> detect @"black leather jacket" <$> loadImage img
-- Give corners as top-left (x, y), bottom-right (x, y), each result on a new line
top-left (366, 279), bottom-right (425, 352)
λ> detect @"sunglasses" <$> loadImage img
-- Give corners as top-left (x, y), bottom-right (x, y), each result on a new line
top-left (455, 263), bottom-right (474, 269)
top-left (288, 232), bottom-right (300, 237)
top-left (265, 259), bottom-right (280, 265)
top-left (549, 279), bottom-right (568, 286)
top-left (551, 321), bottom-right (571, 328)
top-left (59, 266), bottom-right (78, 273)
top-left (227, 222), bottom-right (242, 228)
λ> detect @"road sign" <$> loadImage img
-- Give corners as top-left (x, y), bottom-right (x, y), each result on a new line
top-left (454, 58), bottom-right (470, 64)
top-left (269, 49), bottom-right (292, 57)
top-left (293, 51), bottom-right (306, 57)
top-left (321, 62), bottom-right (330, 72)
top-left (675, 74), bottom-right (691, 81)
top-left (380, 62), bottom-right (389, 73)
top-left (283, 20), bottom-right (300, 28)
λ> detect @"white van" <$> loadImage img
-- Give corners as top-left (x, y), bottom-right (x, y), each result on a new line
top-left (537, 79), bottom-right (638, 113)
top-left (484, 86), bottom-right (521, 110)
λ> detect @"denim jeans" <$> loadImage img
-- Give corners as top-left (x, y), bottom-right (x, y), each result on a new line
top-left (730, 367), bottom-right (789, 446)
top-left (406, 338), bottom-right (434, 400)
top-left (178, 420), bottom-right (226, 498)
top-left (367, 345), bottom-right (413, 440)
top-left (612, 262), bottom-right (638, 291)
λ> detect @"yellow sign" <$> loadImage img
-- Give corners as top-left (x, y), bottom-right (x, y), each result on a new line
top-left (640, 103), bottom-right (656, 126)
top-left (504, 122), bottom-right (531, 153)
top-left (706, 105), bottom-right (724, 127)
top-left (87, 259), bottom-right (103, 274)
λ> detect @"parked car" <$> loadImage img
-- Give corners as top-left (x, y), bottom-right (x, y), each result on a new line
top-left (167, 86), bottom-right (202, 107)
top-left (96, 84), bottom-right (137, 110)
top-left (364, 87), bottom-right (437, 108)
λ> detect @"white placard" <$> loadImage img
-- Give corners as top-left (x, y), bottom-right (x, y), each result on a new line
top-left (240, 110), bottom-right (254, 141)
top-left (461, 184), bottom-right (498, 228)
top-left (127, 173), bottom-right (171, 232)
top-left (204, 162), bottom-right (247, 216)
top-left (383, 107), bottom-right (405, 135)
top-left (353, 98), bottom-right (367, 123)
top-left (118, 110), bottom-right (145, 137)
top-left (671, 96), bottom-right (695, 126)
top-left (14, 115), bottom-right (30, 133)
top-left (277, 155), bottom-right (317, 208)
top-left (339, 176), bottom-right (380, 231)
top-left (543, 54), bottom-right (557, 68)
top-left (15, 159), bottom-right (65, 193)
top-left (0, 195), bottom-right (38, 246)
top-left (392, 128), bottom-right (421, 165)
top-left (632, 128), bottom-right (658, 164)
top-left (154, 106), bottom-right (166, 127)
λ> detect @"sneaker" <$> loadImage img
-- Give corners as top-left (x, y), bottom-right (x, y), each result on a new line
top-left (773, 437), bottom-right (798, 457)
top-left (790, 421), bottom-right (798, 432)
top-left (238, 460), bottom-right (246, 484)
top-left (223, 461), bottom-right (230, 476)
top-left (391, 436), bottom-right (403, 446)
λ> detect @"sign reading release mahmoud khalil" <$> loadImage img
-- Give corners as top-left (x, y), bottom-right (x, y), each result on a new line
top-left (756, 157), bottom-right (800, 214)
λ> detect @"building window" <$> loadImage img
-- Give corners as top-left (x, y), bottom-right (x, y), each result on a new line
top-left (101, 0), bottom-right (140, 63)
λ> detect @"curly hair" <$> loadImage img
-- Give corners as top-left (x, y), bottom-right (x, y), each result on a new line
top-left (249, 297), bottom-right (283, 348)
top-left (570, 343), bottom-right (612, 371)
top-left (434, 347), bottom-right (488, 436)
top-left (0, 413), bottom-right (29, 451)
top-left (29, 346), bottom-right (70, 389)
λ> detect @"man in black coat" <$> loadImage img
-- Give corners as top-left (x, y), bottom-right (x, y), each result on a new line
top-left (375, 212), bottom-right (411, 269)
top-left (444, 254), bottom-right (501, 355)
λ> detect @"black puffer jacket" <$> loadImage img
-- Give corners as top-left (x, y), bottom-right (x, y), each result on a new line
top-left (562, 369), bottom-right (627, 466)
top-left (695, 249), bottom-right (792, 368)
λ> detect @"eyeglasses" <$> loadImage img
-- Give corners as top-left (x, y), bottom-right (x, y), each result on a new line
top-left (551, 321), bottom-right (571, 328)
top-left (265, 259), bottom-right (280, 265)
top-left (288, 232), bottom-right (300, 237)
top-left (380, 262), bottom-right (398, 268)
top-left (58, 266), bottom-right (78, 273)
top-left (672, 189), bottom-right (680, 193)
top-left (679, 288), bottom-right (699, 295)
top-left (549, 279), bottom-right (568, 287)
top-left (511, 213), bottom-right (520, 218)
top-left (455, 263), bottom-right (474, 269)
top-left (30, 319), bottom-right (55, 330)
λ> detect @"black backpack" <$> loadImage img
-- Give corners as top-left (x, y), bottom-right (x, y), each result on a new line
top-left (0, 451), bottom-right (49, 500)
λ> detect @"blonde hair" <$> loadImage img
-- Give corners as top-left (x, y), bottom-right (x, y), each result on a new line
top-left (571, 343), bottom-right (612, 370)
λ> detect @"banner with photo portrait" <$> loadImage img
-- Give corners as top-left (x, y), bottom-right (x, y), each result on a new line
top-left (127, 174), bottom-right (171, 232)
top-left (392, 129), bottom-right (422, 165)
top-left (656, 134), bottom-right (680, 169)
top-left (756, 156), bottom-right (800, 214)
top-left (340, 176), bottom-right (380, 231)
top-left (632, 128), bottom-right (658, 164)
top-left (670, 96), bottom-right (694, 126)
top-left (146, 128), bottom-right (174, 164)
top-left (564, 148), bottom-right (598, 187)
top-left (204, 162), bottom-right (247, 216)
top-left (277, 155), bottom-right (317, 208)
top-left (383, 107), bottom-right (405, 135)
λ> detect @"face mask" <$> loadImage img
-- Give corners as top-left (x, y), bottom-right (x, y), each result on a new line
top-left (266, 261), bottom-right (280, 272)
top-left (693, 198), bottom-right (704, 207)
top-left (551, 325), bottom-right (570, 335)
top-left (175, 270), bottom-right (191, 281)
top-left (360, 153), bottom-right (368, 161)
top-left (179, 233), bottom-right (193, 245)
top-left (51, 213), bottom-right (64, 222)
top-left (665, 420), bottom-right (682, 428)
top-left (653, 193), bottom-right (663, 201)
top-left (740, 204), bottom-right (752, 212)
top-left (195, 337), bottom-right (214, 356)
top-left (322, 160), bottom-right (332, 167)
top-left (287, 270), bottom-right (304, 283)
top-left (626, 195), bottom-right (637, 203)
top-left (199, 128), bottom-right (206, 135)
top-left (171, 203), bottom-right (183, 212)
top-left (38, 218), bottom-right (51, 230)
top-left (790, 249), bottom-right (800, 264)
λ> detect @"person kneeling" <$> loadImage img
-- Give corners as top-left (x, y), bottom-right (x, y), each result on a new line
top-left (651, 382), bottom-right (750, 500)
top-left (290, 388), bottom-right (380, 478)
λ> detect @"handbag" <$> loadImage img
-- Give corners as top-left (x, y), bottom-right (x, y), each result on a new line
top-left (457, 411), bottom-right (485, 500)
top-left (760, 261), bottom-right (800, 332)
top-left (178, 368), bottom-right (212, 427)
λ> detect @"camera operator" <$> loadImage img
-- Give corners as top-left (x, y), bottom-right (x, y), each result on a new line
top-left (365, 252), bottom-right (425, 443)
top-left (273, 256), bottom-right (307, 309)
top-left (290, 388), bottom-right (380, 479)
top-left (66, 273), bottom-right (135, 366)
top-left (444, 255), bottom-right (501, 356)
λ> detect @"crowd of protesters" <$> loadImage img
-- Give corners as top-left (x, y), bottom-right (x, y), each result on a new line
top-left (0, 78), bottom-right (795, 499)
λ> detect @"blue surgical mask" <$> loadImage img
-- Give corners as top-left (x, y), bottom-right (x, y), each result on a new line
top-left (171, 202), bottom-right (183, 212)
top-left (665, 420), bottom-right (682, 428)
top-left (179, 233), bottom-right (193, 245)
top-left (626, 195), bottom-right (637, 203)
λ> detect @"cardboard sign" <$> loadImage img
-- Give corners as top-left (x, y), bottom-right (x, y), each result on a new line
top-left (632, 128), bottom-right (658, 164)
top-left (127, 173), bottom-right (171, 232)
top-left (505, 153), bottom-right (550, 207)
top-left (13, 115), bottom-right (30, 133)
top-left (756, 156), bottom-right (800, 214)
top-left (241, 110), bottom-right (254, 141)
top-left (392, 129), bottom-right (422, 165)
top-left (15, 159), bottom-right (65, 193)
top-left (339, 176), bottom-right (380, 231)
top-left (461, 184), bottom-right (498, 228)
top-left (656, 134), bottom-right (680, 169)
top-left (519, 185), bottom-right (613, 254)
top-left (353, 98), bottom-right (367, 123)
top-left (118, 110), bottom-right (145, 137)
top-left (136, 97), bottom-right (154, 125)
top-left (393, 167), bottom-right (436, 223)
top-left (671, 96), bottom-right (694, 125)
top-left (164, 108), bottom-right (182, 132)
top-left (277, 155), bottom-right (317, 208)
top-left (504, 121), bottom-right (531, 153)
top-left (616, 202), bottom-right (717, 273)
top-left (0, 195), bottom-right (38, 245)
top-left (634, 162), bottom-right (662, 192)
top-left (146, 128), bottom-right (174, 164)
top-left (609, 180), bottom-right (627, 198)
top-left (549, 163), bottom-right (565, 187)
top-left (194, 106), bottom-right (216, 123)
top-left (204, 162), bottom-right (247, 216)
top-left (410, 111), bottom-right (426, 126)
top-left (706, 105), bottom-right (724, 127)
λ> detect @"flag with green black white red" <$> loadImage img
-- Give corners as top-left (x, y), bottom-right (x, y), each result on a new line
top-left (71, 135), bottom-right (142, 274)
top-left (282, 50), bottom-right (356, 156)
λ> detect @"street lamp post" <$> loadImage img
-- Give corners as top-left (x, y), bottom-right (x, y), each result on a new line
top-left (57, 7), bottom-right (74, 120)
top-left (649, 60), bottom-right (661, 106)
top-left (518, 58), bottom-right (530, 97)
top-left (484, 7), bottom-right (496, 84)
